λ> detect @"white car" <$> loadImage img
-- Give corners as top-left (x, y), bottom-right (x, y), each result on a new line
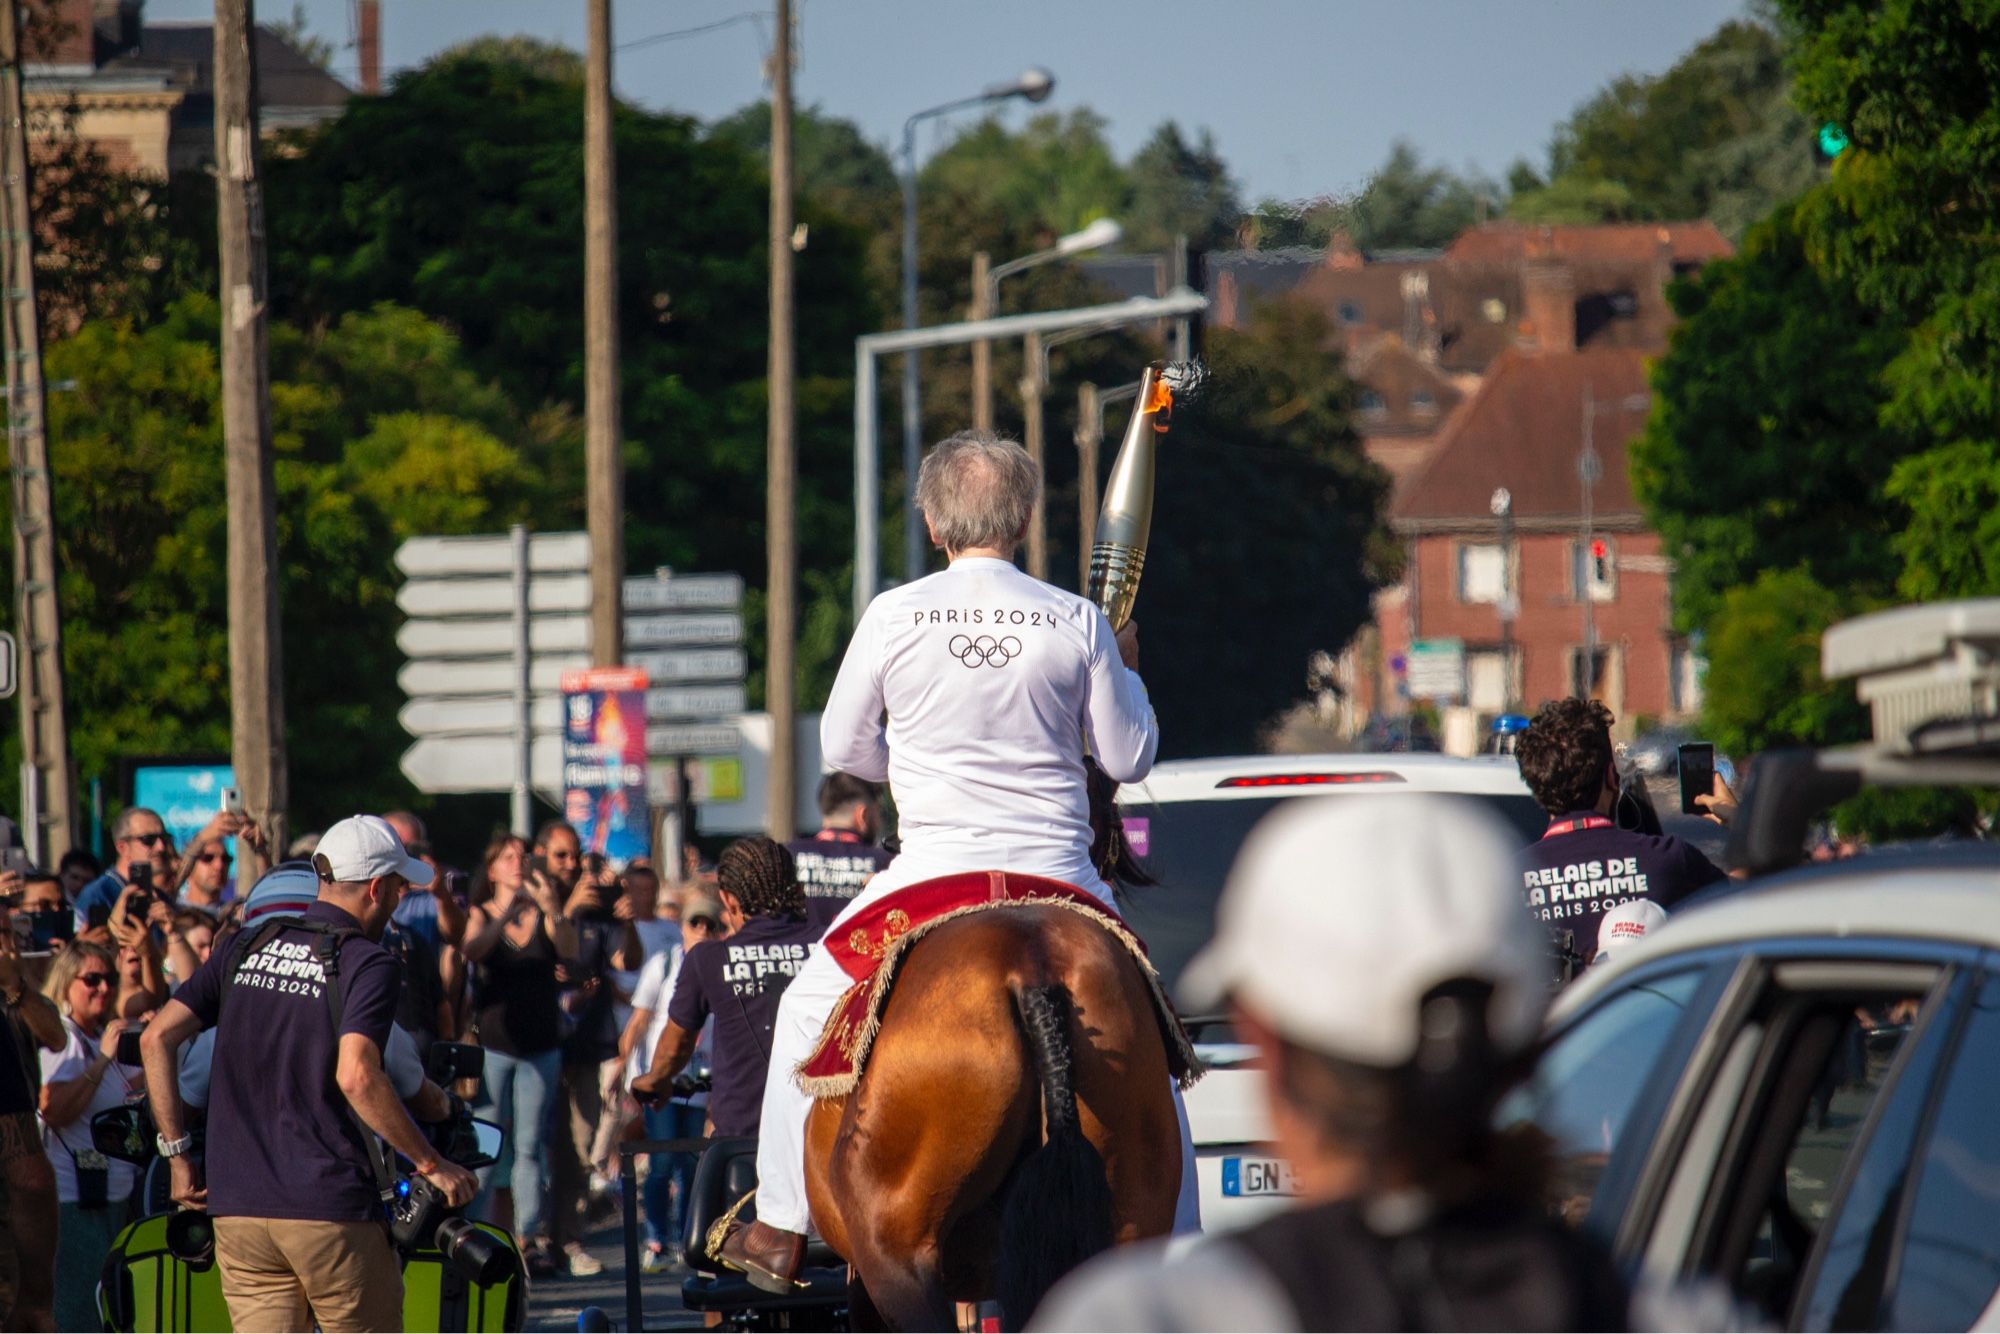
top-left (1113, 751), bottom-right (1543, 1231)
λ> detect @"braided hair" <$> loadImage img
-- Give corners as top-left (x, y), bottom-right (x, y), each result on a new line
top-left (716, 837), bottom-right (805, 918)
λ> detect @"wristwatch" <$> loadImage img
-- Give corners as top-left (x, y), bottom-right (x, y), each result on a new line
top-left (156, 1132), bottom-right (194, 1159)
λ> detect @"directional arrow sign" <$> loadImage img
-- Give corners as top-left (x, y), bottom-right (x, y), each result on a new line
top-left (395, 531), bottom-right (589, 579)
top-left (624, 612), bottom-right (742, 649)
top-left (399, 655), bottom-right (590, 698)
top-left (646, 684), bottom-right (747, 720)
top-left (0, 631), bottom-right (14, 700)
top-left (401, 734), bottom-right (566, 796)
top-left (399, 694), bottom-right (565, 738)
top-left (646, 723), bottom-right (741, 756)
top-left (626, 648), bottom-right (747, 683)
top-left (397, 573), bottom-right (591, 618)
top-left (623, 572), bottom-right (745, 612)
top-left (398, 615), bottom-right (590, 659)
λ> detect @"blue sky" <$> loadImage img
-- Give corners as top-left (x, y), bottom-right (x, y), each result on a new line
top-left (150, 0), bottom-right (1751, 202)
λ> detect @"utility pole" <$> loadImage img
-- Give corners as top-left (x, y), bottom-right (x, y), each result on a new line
top-left (969, 251), bottom-right (992, 432)
top-left (765, 0), bottom-right (797, 841)
top-left (585, 0), bottom-right (624, 667)
top-left (1074, 382), bottom-right (1099, 591)
top-left (1579, 385), bottom-right (1599, 698)
top-left (215, 0), bottom-right (287, 874)
top-left (0, 0), bottom-right (72, 863)
top-left (1018, 331), bottom-right (1047, 580)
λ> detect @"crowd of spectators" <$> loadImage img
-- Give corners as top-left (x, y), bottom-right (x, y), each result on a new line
top-left (0, 774), bottom-right (894, 1324)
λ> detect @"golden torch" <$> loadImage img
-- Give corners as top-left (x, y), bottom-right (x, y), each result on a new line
top-left (1088, 361), bottom-right (1200, 631)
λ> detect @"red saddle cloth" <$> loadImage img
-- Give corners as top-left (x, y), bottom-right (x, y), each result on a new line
top-left (793, 870), bottom-right (1202, 1099)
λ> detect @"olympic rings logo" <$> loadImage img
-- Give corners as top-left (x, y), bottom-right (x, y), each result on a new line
top-left (947, 634), bottom-right (1023, 668)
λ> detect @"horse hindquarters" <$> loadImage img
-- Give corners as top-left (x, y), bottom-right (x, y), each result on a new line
top-left (994, 984), bottom-right (1115, 1331)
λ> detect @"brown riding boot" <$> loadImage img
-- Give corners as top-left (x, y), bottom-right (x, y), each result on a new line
top-left (719, 1219), bottom-right (806, 1293)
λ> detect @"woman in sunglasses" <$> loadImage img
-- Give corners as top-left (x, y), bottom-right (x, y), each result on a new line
top-left (37, 940), bottom-right (141, 1330)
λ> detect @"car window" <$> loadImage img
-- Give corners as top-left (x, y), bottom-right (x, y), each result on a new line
top-left (1881, 974), bottom-right (2000, 1331)
top-left (1495, 969), bottom-right (1704, 1225)
top-left (1117, 791), bottom-right (1546, 1003)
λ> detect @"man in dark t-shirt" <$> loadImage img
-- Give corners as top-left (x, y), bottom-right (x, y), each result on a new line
top-left (141, 816), bottom-right (477, 1332)
top-left (632, 837), bottom-right (815, 1137)
top-left (785, 772), bottom-right (895, 934)
top-left (1514, 699), bottom-right (1728, 966)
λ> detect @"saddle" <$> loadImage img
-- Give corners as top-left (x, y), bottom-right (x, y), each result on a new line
top-left (794, 870), bottom-right (1203, 1099)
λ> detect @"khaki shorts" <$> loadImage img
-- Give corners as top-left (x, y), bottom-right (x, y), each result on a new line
top-left (214, 1215), bottom-right (403, 1333)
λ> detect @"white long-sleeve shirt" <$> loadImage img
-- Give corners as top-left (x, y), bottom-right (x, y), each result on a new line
top-left (821, 556), bottom-right (1158, 894)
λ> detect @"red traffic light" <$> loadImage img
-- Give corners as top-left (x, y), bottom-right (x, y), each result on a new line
top-left (1589, 538), bottom-right (1608, 560)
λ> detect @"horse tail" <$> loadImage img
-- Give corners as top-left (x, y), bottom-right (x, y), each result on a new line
top-left (995, 982), bottom-right (1115, 1331)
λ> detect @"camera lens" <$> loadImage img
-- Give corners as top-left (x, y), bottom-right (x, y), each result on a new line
top-left (435, 1215), bottom-right (510, 1285)
top-left (165, 1210), bottom-right (216, 1268)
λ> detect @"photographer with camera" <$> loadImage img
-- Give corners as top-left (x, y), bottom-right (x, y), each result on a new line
top-left (141, 815), bottom-right (477, 1332)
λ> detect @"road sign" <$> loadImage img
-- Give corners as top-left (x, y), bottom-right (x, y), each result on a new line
top-left (398, 615), bottom-right (590, 659)
top-left (646, 723), bottom-right (741, 756)
top-left (394, 531), bottom-right (589, 579)
top-left (396, 572), bottom-right (591, 618)
top-left (625, 647), bottom-right (747, 684)
top-left (400, 734), bottom-right (565, 795)
top-left (646, 684), bottom-right (746, 720)
top-left (398, 655), bottom-right (589, 697)
top-left (1407, 637), bottom-right (1467, 701)
top-left (624, 612), bottom-right (742, 649)
top-left (0, 631), bottom-right (14, 700)
top-left (398, 694), bottom-right (565, 738)
top-left (623, 572), bottom-right (744, 612)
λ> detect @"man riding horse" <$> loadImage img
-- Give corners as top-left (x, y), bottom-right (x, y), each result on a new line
top-left (718, 429), bottom-right (1201, 1291)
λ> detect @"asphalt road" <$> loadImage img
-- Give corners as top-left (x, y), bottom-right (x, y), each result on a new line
top-left (525, 1219), bottom-right (704, 1333)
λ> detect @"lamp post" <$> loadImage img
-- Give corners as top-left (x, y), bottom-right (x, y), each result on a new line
top-left (1489, 486), bottom-right (1516, 710)
top-left (900, 67), bottom-right (1055, 584)
top-left (972, 217), bottom-right (1122, 432)
top-left (1577, 389), bottom-right (1650, 696)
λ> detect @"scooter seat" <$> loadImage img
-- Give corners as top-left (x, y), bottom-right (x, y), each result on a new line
top-left (681, 1138), bottom-right (843, 1276)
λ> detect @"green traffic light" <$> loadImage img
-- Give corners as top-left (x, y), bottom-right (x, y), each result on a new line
top-left (1817, 122), bottom-right (1852, 159)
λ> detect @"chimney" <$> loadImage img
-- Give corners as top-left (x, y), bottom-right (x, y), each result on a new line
top-left (358, 0), bottom-right (381, 94)
top-left (1324, 230), bottom-right (1363, 271)
top-left (1521, 258), bottom-right (1575, 354)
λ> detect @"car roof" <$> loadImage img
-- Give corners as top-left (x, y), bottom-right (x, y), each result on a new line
top-left (1555, 850), bottom-right (2000, 1019)
top-left (1119, 752), bottom-right (1536, 805)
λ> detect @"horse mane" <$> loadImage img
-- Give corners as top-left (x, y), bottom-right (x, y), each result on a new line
top-left (1086, 756), bottom-right (1157, 889)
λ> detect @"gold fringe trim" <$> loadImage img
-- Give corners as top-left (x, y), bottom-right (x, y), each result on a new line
top-left (793, 894), bottom-right (1206, 1101)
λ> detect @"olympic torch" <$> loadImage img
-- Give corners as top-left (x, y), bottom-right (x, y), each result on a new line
top-left (1088, 361), bottom-right (1200, 631)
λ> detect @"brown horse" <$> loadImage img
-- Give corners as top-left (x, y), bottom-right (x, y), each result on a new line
top-left (803, 904), bottom-right (1182, 1330)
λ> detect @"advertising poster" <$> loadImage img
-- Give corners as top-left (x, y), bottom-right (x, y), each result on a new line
top-left (560, 667), bottom-right (651, 866)
top-left (132, 763), bottom-right (236, 863)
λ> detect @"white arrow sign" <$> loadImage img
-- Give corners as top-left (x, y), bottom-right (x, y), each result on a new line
top-left (646, 723), bottom-right (741, 756)
top-left (646, 684), bottom-right (747, 719)
top-left (394, 531), bottom-right (590, 579)
top-left (623, 572), bottom-right (745, 612)
top-left (0, 631), bottom-right (14, 700)
top-left (399, 694), bottom-right (566, 738)
top-left (399, 655), bottom-right (590, 698)
top-left (398, 616), bottom-right (590, 659)
top-left (397, 573), bottom-right (591, 618)
top-left (626, 648), bottom-right (747, 683)
top-left (401, 734), bottom-right (566, 796)
top-left (624, 612), bottom-right (742, 649)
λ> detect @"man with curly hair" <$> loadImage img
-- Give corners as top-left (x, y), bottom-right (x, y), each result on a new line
top-left (630, 838), bottom-right (815, 1139)
top-left (1514, 699), bottom-right (1726, 968)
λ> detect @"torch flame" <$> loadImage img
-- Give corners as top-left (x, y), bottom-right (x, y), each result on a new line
top-left (1143, 374), bottom-right (1174, 432)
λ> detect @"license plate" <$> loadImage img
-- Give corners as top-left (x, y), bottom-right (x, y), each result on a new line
top-left (1220, 1155), bottom-right (1297, 1197)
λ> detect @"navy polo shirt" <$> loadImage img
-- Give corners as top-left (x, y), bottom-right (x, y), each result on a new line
top-left (1518, 812), bottom-right (1725, 959)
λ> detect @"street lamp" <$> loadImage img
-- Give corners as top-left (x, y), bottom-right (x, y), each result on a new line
top-left (1012, 319), bottom-right (1120, 582)
top-left (900, 67), bottom-right (1056, 584)
top-left (972, 218), bottom-right (1123, 433)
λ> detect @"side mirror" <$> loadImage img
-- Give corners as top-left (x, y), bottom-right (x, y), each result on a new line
top-left (425, 1041), bottom-right (484, 1086)
top-left (468, 1117), bottom-right (505, 1170)
top-left (91, 1103), bottom-right (156, 1165)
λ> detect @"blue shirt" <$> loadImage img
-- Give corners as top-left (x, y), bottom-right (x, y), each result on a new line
top-left (391, 890), bottom-right (443, 956)
top-left (71, 869), bottom-right (128, 931)
top-left (176, 901), bottom-right (401, 1222)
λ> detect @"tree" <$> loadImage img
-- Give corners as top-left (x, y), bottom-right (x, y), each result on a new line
top-left (266, 1), bottom-right (337, 71)
top-left (1699, 568), bottom-right (1866, 759)
top-left (1124, 121), bottom-right (1241, 253)
top-left (1244, 142), bottom-right (1493, 253)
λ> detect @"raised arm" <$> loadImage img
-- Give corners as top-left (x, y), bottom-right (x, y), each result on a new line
top-left (821, 606), bottom-right (890, 781)
top-left (1083, 614), bottom-right (1159, 784)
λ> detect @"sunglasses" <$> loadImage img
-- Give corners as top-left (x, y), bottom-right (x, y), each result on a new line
top-left (76, 972), bottom-right (113, 989)
top-left (197, 852), bottom-right (231, 866)
top-left (688, 915), bottom-right (720, 931)
top-left (128, 833), bottom-right (168, 847)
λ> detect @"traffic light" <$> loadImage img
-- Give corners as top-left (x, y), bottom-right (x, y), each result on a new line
top-left (1590, 537), bottom-right (1610, 585)
top-left (1814, 121), bottom-right (1852, 166)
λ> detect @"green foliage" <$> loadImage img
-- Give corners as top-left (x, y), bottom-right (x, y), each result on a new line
top-left (1630, 202), bottom-right (1906, 634)
top-left (1124, 122), bottom-right (1242, 253)
top-left (1246, 142), bottom-right (1494, 252)
top-left (266, 1), bottom-right (337, 71)
top-left (1699, 569), bottom-right (1866, 759)
top-left (1884, 441), bottom-right (2000, 602)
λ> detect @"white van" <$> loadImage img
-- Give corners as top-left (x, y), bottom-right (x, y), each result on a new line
top-left (1112, 752), bottom-right (1543, 1231)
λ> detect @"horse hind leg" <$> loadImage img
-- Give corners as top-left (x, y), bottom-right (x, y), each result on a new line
top-left (845, 1242), bottom-right (951, 1332)
top-left (994, 983), bottom-right (1115, 1331)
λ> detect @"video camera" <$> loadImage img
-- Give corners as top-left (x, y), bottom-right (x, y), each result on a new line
top-left (387, 1043), bottom-right (508, 1283)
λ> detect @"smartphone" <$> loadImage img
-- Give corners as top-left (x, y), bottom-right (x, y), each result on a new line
top-left (1678, 742), bottom-right (1717, 816)
top-left (219, 787), bottom-right (243, 816)
top-left (442, 869), bottom-right (469, 902)
top-left (23, 908), bottom-right (70, 951)
top-left (127, 860), bottom-right (153, 890)
top-left (115, 1029), bottom-right (143, 1067)
top-left (0, 847), bottom-right (31, 876)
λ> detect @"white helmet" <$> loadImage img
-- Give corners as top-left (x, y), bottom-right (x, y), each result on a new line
top-left (1180, 795), bottom-right (1550, 1069)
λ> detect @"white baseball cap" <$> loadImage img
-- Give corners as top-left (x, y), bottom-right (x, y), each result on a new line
top-left (311, 815), bottom-right (433, 887)
top-left (1179, 795), bottom-right (1551, 1068)
top-left (1595, 899), bottom-right (1667, 962)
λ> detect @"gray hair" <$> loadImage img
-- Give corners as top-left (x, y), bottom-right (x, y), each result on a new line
top-left (915, 431), bottom-right (1040, 555)
top-left (112, 807), bottom-right (161, 842)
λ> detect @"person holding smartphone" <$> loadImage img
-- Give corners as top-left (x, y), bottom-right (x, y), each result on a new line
top-left (71, 807), bottom-right (170, 935)
top-left (1513, 699), bottom-right (1730, 972)
top-left (36, 940), bottom-right (140, 1331)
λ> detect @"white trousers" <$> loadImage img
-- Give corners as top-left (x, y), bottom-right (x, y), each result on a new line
top-left (752, 866), bottom-right (1201, 1236)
